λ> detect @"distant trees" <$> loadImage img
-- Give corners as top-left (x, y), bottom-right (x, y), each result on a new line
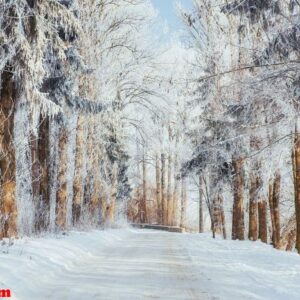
top-left (126, 44), bottom-right (193, 228)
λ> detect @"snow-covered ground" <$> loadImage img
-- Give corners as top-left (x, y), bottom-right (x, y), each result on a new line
top-left (0, 228), bottom-right (300, 300)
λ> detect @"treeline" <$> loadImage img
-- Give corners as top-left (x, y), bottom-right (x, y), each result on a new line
top-left (129, 0), bottom-right (300, 255)
top-left (4, 0), bottom-right (300, 256)
top-left (126, 45), bottom-right (192, 229)
top-left (0, 0), bottom-right (154, 238)
top-left (180, 0), bottom-right (300, 252)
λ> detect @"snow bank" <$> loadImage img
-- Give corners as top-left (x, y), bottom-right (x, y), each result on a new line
top-left (183, 233), bottom-right (300, 300)
top-left (0, 229), bottom-right (131, 300)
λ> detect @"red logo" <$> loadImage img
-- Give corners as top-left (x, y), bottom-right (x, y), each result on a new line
top-left (0, 290), bottom-right (11, 298)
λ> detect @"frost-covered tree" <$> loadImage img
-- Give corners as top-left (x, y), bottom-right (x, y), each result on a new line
top-left (180, 0), bottom-right (300, 252)
top-left (0, 0), bottom-right (82, 237)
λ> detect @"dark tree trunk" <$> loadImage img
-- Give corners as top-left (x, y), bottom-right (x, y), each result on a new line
top-left (155, 155), bottom-right (162, 224)
top-left (161, 153), bottom-right (166, 225)
top-left (0, 69), bottom-right (17, 238)
top-left (293, 132), bottom-right (300, 253)
top-left (73, 117), bottom-right (86, 225)
top-left (32, 116), bottom-right (50, 232)
top-left (167, 154), bottom-right (172, 225)
top-left (141, 153), bottom-right (147, 223)
top-left (258, 200), bottom-right (268, 243)
top-left (272, 172), bottom-right (281, 248)
top-left (199, 176), bottom-right (204, 233)
top-left (219, 195), bottom-right (227, 239)
top-left (249, 173), bottom-right (259, 241)
top-left (56, 125), bottom-right (68, 230)
top-left (269, 173), bottom-right (281, 249)
top-left (232, 158), bottom-right (245, 240)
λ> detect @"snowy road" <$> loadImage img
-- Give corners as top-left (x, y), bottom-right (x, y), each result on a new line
top-left (1, 228), bottom-right (300, 300)
top-left (0, 229), bottom-right (210, 300)
top-left (69, 229), bottom-right (210, 300)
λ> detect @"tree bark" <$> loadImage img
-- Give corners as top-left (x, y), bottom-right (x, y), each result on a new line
top-left (272, 172), bottom-right (281, 248)
top-left (0, 70), bottom-right (17, 238)
top-left (172, 153), bottom-right (179, 227)
top-left (268, 180), bottom-right (275, 244)
top-left (72, 116), bottom-right (86, 225)
top-left (167, 154), bottom-right (172, 225)
top-left (33, 117), bottom-right (50, 231)
top-left (219, 195), bottom-right (226, 239)
top-left (155, 154), bottom-right (162, 224)
top-left (281, 214), bottom-right (296, 251)
top-left (199, 176), bottom-right (204, 233)
top-left (258, 200), bottom-right (268, 243)
top-left (232, 158), bottom-right (245, 240)
top-left (31, 131), bottom-right (40, 229)
top-left (269, 173), bottom-right (281, 248)
top-left (212, 196), bottom-right (220, 236)
top-left (56, 125), bottom-right (68, 230)
top-left (107, 162), bottom-right (118, 224)
top-left (180, 177), bottom-right (187, 229)
top-left (141, 153), bottom-right (147, 223)
top-left (161, 153), bottom-right (166, 225)
top-left (293, 132), bottom-right (300, 253)
top-left (89, 126), bottom-right (101, 224)
top-left (249, 173), bottom-right (259, 241)
top-left (202, 175), bottom-right (215, 238)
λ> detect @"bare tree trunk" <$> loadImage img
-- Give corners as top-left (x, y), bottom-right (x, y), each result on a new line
top-left (167, 154), bottom-right (172, 225)
top-left (219, 195), bottom-right (226, 239)
top-left (136, 139), bottom-right (142, 224)
top-left (56, 125), bottom-right (68, 230)
top-left (202, 175), bottom-right (215, 238)
top-left (268, 180), bottom-right (275, 244)
top-left (0, 71), bottom-right (17, 238)
top-left (273, 172), bottom-right (281, 248)
top-left (249, 173), bottom-right (259, 241)
top-left (212, 196), bottom-right (220, 236)
top-left (107, 162), bottom-right (118, 224)
top-left (281, 214), bottom-right (296, 251)
top-left (49, 119), bottom-right (59, 232)
top-left (72, 116), bottom-right (86, 225)
top-left (258, 200), bottom-right (268, 243)
top-left (155, 154), bottom-right (162, 224)
top-left (31, 130), bottom-right (40, 229)
top-left (232, 158), bottom-right (245, 240)
top-left (172, 154), bottom-right (179, 226)
top-left (36, 117), bottom-right (50, 231)
top-left (180, 177), bottom-right (187, 229)
top-left (90, 168), bottom-right (101, 223)
top-left (199, 176), bottom-right (204, 233)
top-left (30, 116), bottom-right (50, 232)
top-left (136, 186), bottom-right (142, 223)
top-left (161, 153), bottom-right (166, 225)
top-left (141, 153), bottom-right (147, 224)
top-left (269, 173), bottom-right (281, 248)
top-left (293, 131), bottom-right (300, 253)
top-left (88, 124), bottom-right (102, 225)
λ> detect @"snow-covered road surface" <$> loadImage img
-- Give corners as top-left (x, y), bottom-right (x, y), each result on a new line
top-left (1, 228), bottom-right (300, 300)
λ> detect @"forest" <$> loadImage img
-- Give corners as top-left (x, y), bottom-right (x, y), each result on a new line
top-left (1, 0), bottom-right (300, 269)
top-left (1, 0), bottom-right (300, 252)
top-left (2, 0), bottom-right (300, 299)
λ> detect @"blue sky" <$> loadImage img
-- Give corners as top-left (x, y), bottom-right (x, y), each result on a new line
top-left (151, 0), bottom-right (193, 34)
